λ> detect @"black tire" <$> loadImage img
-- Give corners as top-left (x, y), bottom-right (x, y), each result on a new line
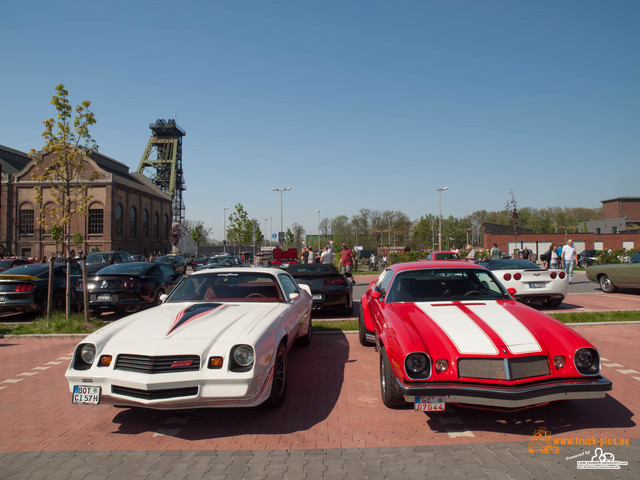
top-left (264, 343), bottom-right (287, 408)
top-left (296, 318), bottom-right (312, 346)
top-left (380, 348), bottom-right (406, 408)
top-left (599, 274), bottom-right (616, 293)
top-left (578, 260), bottom-right (588, 269)
top-left (343, 302), bottom-right (353, 317)
top-left (359, 304), bottom-right (374, 346)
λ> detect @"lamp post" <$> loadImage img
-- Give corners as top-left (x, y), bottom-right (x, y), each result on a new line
top-left (270, 216), bottom-right (273, 244)
top-left (264, 218), bottom-right (268, 248)
top-left (272, 187), bottom-right (291, 246)
top-left (223, 206), bottom-right (229, 253)
top-left (437, 187), bottom-right (448, 251)
top-left (387, 216), bottom-right (391, 256)
top-left (315, 209), bottom-right (321, 251)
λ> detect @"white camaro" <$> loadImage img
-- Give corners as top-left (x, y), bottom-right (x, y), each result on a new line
top-left (65, 267), bottom-right (313, 410)
top-left (480, 259), bottom-right (569, 308)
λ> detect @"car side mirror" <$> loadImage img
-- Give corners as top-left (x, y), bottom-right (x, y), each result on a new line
top-left (159, 294), bottom-right (168, 303)
top-left (371, 292), bottom-right (382, 300)
top-left (507, 288), bottom-right (517, 296)
top-left (289, 292), bottom-right (300, 301)
top-left (298, 284), bottom-right (311, 296)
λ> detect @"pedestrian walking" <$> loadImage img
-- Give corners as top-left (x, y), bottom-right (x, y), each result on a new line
top-left (562, 239), bottom-right (578, 283)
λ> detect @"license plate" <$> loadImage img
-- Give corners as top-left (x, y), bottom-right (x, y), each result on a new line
top-left (72, 385), bottom-right (101, 405)
top-left (312, 294), bottom-right (324, 300)
top-left (0, 295), bottom-right (4, 303)
top-left (415, 396), bottom-right (445, 411)
top-left (529, 282), bottom-right (546, 288)
top-left (97, 294), bottom-right (111, 302)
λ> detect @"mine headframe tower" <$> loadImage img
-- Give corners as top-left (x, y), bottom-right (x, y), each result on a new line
top-left (137, 119), bottom-right (186, 224)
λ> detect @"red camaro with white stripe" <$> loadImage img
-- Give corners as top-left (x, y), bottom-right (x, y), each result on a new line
top-left (359, 261), bottom-right (612, 411)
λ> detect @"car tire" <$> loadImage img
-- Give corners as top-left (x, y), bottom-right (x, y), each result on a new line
top-left (343, 302), bottom-right (353, 317)
top-left (579, 260), bottom-right (588, 268)
top-left (380, 348), bottom-right (406, 408)
top-left (296, 317), bottom-right (312, 346)
top-left (599, 275), bottom-right (616, 293)
top-left (359, 304), bottom-right (374, 346)
top-left (264, 343), bottom-right (288, 408)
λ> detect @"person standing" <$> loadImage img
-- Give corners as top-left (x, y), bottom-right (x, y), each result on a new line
top-left (490, 243), bottom-right (502, 260)
top-left (320, 246), bottom-right (333, 264)
top-left (562, 239), bottom-right (578, 283)
top-left (307, 246), bottom-right (315, 264)
top-left (338, 243), bottom-right (354, 274)
top-left (301, 247), bottom-right (309, 265)
top-left (466, 244), bottom-right (476, 262)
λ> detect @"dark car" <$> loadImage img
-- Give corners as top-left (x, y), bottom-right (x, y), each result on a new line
top-left (78, 261), bottom-right (181, 315)
top-left (153, 254), bottom-right (187, 275)
top-left (84, 251), bottom-right (132, 275)
top-left (196, 254), bottom-right (244, 271)
top-left (286, 263), bottom-right (353, 315)
top-left (577, 249), bottom-right (598, 268)
top-left (0, 258), bottom-right (32, 273)
top-left (0, 261), bottom-right (82, 313)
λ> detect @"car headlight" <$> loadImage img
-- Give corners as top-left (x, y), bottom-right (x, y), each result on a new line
top-left (405, 352), bottom-right (431, 379)
top-left (574, 348), bottom-right (599, 375)
top-left (231, 345), bottom-right (254, 371)
top-left (73, 343), bottom-right (96, 370)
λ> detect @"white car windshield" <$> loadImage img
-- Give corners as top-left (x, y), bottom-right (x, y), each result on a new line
top-left (167, 272), bottom-right (282, 302)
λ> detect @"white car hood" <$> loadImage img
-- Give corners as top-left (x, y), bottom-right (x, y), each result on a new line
top-left (91, 302), bottom-right (283, 355)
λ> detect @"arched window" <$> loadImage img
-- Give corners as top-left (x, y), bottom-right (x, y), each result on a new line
top-left (114, 204), bottom-right (123, 236)
top-left (129, 207), bottom-right (137, 238)
top-left (154, 212), bottom-right (160, 238)
top-left (142, 210), bottom-right (149, 238)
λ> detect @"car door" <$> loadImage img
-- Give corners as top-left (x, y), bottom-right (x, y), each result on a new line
top-left (617, 253), bottom-right (640, 286)
top-left (370, 269), bottom-right (394, 331)
top-left (278, 274), bottom-right (308, 342)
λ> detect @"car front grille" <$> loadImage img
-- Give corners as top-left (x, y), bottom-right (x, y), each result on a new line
top-left (112, 385), bottom-right (198, 400)
top-left (115, 354), bottom-right (201, 373)
top-left (458, 356), bottom-right (550, 380)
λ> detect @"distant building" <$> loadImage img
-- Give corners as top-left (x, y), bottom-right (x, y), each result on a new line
top-left (0, 144), bottom-right (172, 259)
top-left (585, 197), bottom-right (640, 234)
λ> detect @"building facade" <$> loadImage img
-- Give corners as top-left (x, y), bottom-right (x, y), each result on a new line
top-left (1, 144), bottom-right (172, 259)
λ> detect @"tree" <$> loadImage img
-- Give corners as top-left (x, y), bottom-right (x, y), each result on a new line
top-left (227, 204), bottom-right (256, 245)
top-left (168, 224), bottom-right (181, 249)
top-left (30, 84), bottom-right (98, 319)
top-left (290, 222), bottom-right (305, 247)
top-left (505, 189), bottom-right (520, 250)
top-left (184, 219), bottom-right (213, 244)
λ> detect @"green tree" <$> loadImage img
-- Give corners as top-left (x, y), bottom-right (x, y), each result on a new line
top-left (227, 204), bottom-right (255, 245)
top-left (29, 84), bottom-right (98, 319)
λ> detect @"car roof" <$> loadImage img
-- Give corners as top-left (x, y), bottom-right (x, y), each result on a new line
top-left (190, 266), bottom-right (282, 276)
top-left (388, 260), bottom-right (485, 272)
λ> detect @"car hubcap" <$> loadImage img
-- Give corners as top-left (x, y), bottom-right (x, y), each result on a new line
top-left (274, 353), bottom-right (285, 394)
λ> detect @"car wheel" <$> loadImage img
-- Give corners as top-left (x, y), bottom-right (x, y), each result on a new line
top-left (359, 304), bottom-right (374, 346)
top-left (264, 343), bottom-right (288, 408)
top-left (296, 317), bottom-right (312, 346)
top-left (599, 275), bottom-right (616, 293)
top-left (578, 260), bottom-right (588, 268)
top-left (380, 348), bottom-right (406, 408)
top-left (343, 302), bottom-right (353, 317)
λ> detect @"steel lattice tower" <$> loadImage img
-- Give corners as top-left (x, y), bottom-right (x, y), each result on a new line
top-left (137, 119), bottom-right (186, 224)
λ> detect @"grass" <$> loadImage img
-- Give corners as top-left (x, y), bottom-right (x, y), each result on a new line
top-left (1, 310), bottom-right (638, 337)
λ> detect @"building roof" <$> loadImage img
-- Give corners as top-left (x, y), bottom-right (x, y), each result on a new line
top-left (601, 197), bottom-right (640, 203)
top-left (0, 144), bottom-right (32, 175)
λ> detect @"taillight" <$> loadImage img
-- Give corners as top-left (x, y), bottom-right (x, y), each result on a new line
top-left (550, 271), bottom-right (557, 279)
top-left (513, 273), bottom-right (521, 280)
top-left (14, 283), bottom-right (35, 292)
top-left (324, 278), bottom-right (345, 285)
top-left (121, 279), bottom-right (142, 289)
top-left (558, 271), bottom-right (566, 279)
top-left (503, 273), bottom-right (512, 281)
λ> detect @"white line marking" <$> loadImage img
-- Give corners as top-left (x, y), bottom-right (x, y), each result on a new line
top-left (32, 366), bottom-right (50, 371)
top-left (18, 372), bottom-right (38, 377)
top-left (45, 361), bottom-right (62, 365)
top-left (153, 428), bottom-right (180, 437)
top-left (2, 378), bottom-right (23, 384)
top-left (617, 369), bottom-right (640, 375)
top-left (447, 430), bottom-right (475, 438)
top-left (602, 363), bottom-right (623, 368)
top-left (633, 377), bottom-right (640, 382)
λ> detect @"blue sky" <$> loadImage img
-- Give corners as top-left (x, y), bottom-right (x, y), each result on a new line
top-left (2, 0), bottom-right (638, 240)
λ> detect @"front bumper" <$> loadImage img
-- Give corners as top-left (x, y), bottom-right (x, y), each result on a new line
top-left (397, 376), bottom-right (612, 409)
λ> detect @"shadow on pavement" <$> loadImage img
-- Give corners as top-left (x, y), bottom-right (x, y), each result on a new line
top-left (110, 332), bottom-right (350, 440)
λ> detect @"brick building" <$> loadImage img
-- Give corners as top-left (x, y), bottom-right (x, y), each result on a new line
top-left (0, 144), bottom-right (171, 259)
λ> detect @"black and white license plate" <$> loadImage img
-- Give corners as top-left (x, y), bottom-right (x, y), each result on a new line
top-left (529, 282), bottom-right (546, 288)
top-left (415, 396), bottom-right (445, 411)
top-left (97, 294), bottom-right (112, 302)
top-left (312, 294), bottom-right (324, 301)
top-left (72, 385), bottom-right (101, 405)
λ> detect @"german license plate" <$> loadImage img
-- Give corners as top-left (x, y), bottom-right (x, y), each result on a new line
top-left (529, 282), bottom-right (546, 288)
top-left (312, 294), bottom-right (324, 301)
top-left (97, 294), bottom-right (111, 302)
top-left (415, 396), bottom-right (445, 411)
top-left (72, 385), bottom-right (101, 405)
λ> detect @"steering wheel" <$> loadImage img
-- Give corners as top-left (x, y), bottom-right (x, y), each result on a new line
top-left (464, 290), bottom-right (483, 297)
top-left (246, 293), bottom-right (266, 298)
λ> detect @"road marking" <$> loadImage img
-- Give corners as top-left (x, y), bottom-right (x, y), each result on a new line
top-left (448, 430), bottom-right (475, 438)
top-left (153, 428), bottom-right (180, 437)
top-left (0, 386), bottom-right (6, 391)
top-left (58, 356), bottom-right (72, 361)
top-left (32, 366), bottom-right (50, 371)
top-left (18, 372), bottom-right (38, 377)
top-left (602, 363), bottom-right (623, 368)
top-left (2, 378), bottom-right (23, 384)
top-left (634, 377), bottom-right (640, 382)
top-left (617, 369), bottom-right (640, 375)
top-left (45, 361), bottom-right (62, 365)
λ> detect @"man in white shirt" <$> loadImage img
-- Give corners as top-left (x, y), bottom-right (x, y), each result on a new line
top-left (561, 239), bottom-right (577, 283)
top-left (320, 246), bottom-right (333, 264)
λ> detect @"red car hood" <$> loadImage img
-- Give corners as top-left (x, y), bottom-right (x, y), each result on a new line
top-left (388, 300), bottom-right (590, 358)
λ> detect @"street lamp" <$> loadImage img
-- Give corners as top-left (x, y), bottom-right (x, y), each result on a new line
top-left (437, 187), bottom-right (448, 251)
top-left (264, 218), bottom-right (268, 248)
top-left (315, 209), bottom-right (321, 251)
top-left (270, 216), bottom-right (273, 244)
top-left (223, 206), bottom-right (229, 253)
top-left (387, 216), bottom-right (391, 256)
top-left (272, 187), bottom-right (291, 246)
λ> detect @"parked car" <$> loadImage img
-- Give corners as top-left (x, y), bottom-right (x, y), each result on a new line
top-left (196, 254), bottom-right (244, 271)
top-left (0, 257), bottom-right (33, 272)
top-left (84, 251), bottom-right (132, 276)
top-left (65, 267), bottom-right (313, 409)
top-left (78, 261), bottom-right (181, 315)
top-left (479, 258), bottom-right (569, 308)
top-left (359, 260), bottom-right (611, 411)
top-left (586, 251), bottom-right (640, 293)
top-left (0, 261), bottom-right (82, 313)
top-left (271, 248), bottom-right (299, 269)
top-left (356, 249), bottom-right (377, 260)
top-left (190, 256), bottom-right (210, 271)
top-left (286, 263), bottom-right (353, 315)
top-left (424, 251), bottom-right (461, 261)
top-left (577, 249), bottom-right (598, 269)
top-left (153, 254), bottom-right (187, 275)
top-left (130, 255), bottom-right (147, 262)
